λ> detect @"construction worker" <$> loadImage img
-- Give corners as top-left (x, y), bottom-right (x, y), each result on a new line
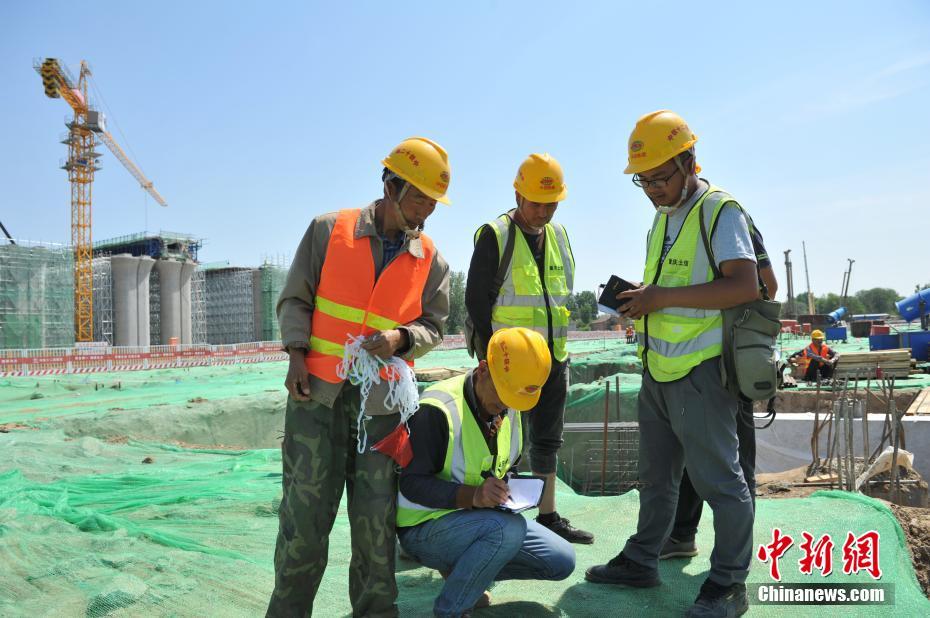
top-left (465, 153), bottom-right (594, 544)
top-left (268, 137), bottom-right (452, 618)
top-left (586, 111), bottom-right (759, 618)
top-left (397, 327), bottom-right (576, 616)
top-left (662, 223), bottom-right (778, 562)
top-left (789, 330), bottom-right (838, 382)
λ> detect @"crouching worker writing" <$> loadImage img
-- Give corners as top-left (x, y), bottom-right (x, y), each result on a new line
top-left (397, 327), bottom-right (576, 617)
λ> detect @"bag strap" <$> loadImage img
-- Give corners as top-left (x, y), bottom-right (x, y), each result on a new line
top-left (491, 217), bottom-right (517, 301)
top-left (698, 198), bottom-right (770, 300)
top-left (468, 218), bottom-right (517, 360)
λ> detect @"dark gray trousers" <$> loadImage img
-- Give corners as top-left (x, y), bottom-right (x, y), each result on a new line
top-left (622, 357), bottom-right (754, 586)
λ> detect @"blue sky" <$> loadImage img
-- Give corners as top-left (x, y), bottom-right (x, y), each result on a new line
top-left (3, 1), bottom-right (930, 302)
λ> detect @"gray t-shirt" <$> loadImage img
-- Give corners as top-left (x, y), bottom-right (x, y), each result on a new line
top-left (659, 179), bottom-right (756, 268)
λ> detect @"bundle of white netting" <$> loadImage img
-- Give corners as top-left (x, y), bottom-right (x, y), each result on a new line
top-left (337, 335), bottom-right (420, 453)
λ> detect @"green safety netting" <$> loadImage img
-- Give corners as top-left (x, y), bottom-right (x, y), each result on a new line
top-left (1, 428), bottom-right (927, 616)
top-left (2, 338), bottom-right (929, 615)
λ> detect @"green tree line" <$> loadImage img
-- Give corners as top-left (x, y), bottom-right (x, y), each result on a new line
top-left (790, 287), bottom-right (904, 316)
top-left (445, 272), bottom-right (601, 334)
top-left (447, 274), bottom-right (926, 334)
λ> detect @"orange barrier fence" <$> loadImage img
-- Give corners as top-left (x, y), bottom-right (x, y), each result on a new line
top-left (0, 341), bottom-right (288, 376)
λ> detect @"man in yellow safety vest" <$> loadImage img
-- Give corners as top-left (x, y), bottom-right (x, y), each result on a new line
top-left (586, 111), bottom-right (760, 618)
top-left (397, 327), bottom-right (575, 616)
top-left (465, 153), bottom-right (593, 544)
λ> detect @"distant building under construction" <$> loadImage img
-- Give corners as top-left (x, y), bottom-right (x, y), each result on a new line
top-left (0, 231), bottom-right (288, 350)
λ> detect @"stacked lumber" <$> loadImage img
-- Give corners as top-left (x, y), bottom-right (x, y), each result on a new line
top-left (906, 388), bottom-right (930, 415)
top-left (834, 349), bottom-right (912, 379)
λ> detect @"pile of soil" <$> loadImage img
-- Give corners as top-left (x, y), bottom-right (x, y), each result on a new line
top-left (891, 504), bottom-right (930, 597)
top-left (758, 465), bottom-right (930, 599)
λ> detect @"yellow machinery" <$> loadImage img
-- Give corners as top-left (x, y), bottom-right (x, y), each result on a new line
top-left (35, 58), bottom-right (167, 342)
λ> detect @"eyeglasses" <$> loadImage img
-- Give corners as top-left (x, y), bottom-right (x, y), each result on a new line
top-left (632, 167), bottom-right (681, 189)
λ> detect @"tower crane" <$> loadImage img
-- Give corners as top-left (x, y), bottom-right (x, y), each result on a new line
top-left (35, 58), bottom-right (168, 342)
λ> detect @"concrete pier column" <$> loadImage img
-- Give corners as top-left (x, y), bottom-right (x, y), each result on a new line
top-left (111, 254), bottom-right (139, 347)
top-left (155, 259), bottom-right (182, 344)
top-left (179, 261), bottom-right (195, 344)
top-left (135, 256), bottom-right (155, 347)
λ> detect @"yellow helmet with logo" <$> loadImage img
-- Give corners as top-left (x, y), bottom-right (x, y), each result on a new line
top-left (811, 329), bottom-right (825, 340)
top-left (514, 153), bottom-right (567, 203)
top-left (382, 137), bottom-right (452, 204)
top-left (624, 110), bottom-right (699, 175)
top-left (487, 327), bottom-right (552, 411)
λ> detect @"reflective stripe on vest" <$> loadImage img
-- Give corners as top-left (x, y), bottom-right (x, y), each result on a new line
top-left (635, 188), bottom-right (732, 382)
top-left (481, 215), bottom-right (574, 362)
top-left (305, 208), bottom-right (435, 383)
top-left (396, 374), bottom-right (523, 528)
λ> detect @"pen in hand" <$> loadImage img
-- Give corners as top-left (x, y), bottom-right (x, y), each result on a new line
top-left (479, 470), bottom-right (512, 505)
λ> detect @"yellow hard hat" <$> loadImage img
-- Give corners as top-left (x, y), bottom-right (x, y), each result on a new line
top-left (514, 153), bottom-right (567, 203)
top-left (811, 330), bottom-right (825, 340)
top-left (382, 137), bottom-right (452, 205)
top-left (623, 110), bottom-right (699, 175)
top-left (487, 327), bottom-right (552, 411)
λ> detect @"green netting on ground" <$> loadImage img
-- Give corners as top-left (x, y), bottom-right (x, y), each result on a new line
top-left (566, 371), bottom-right (642, 423)
top-left (414, 338), bottom-right (634, 372)
top-left (1, 428), bottom-right (927, 616)
top-left (0, 341), bottom-right (644, 428)
top-left (0, 363), bottom-right (288, 426)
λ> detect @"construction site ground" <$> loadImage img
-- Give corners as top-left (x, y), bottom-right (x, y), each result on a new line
top-left (2, 337), bottom-right (930, 615)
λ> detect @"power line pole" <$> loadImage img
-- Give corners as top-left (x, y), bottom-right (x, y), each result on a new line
top-left (841, 259), bottom-right (855, 306)
top-left (802, 241), bottom-right (815, 315)
top-left (784, 249), bottom-right (795, 319)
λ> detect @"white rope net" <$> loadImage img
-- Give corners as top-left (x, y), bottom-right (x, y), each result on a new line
top-left (336, 335), bottom-right (419, 453)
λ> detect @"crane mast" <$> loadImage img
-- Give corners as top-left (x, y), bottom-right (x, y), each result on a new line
top-left (35, 57), bottom-right (168, 342)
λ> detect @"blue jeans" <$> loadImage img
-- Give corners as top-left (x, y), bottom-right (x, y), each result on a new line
top-left (397, 509), bottom-right (575, 617)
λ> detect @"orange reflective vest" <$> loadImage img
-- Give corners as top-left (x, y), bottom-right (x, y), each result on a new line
top-left (305, 208), bottom-right (435, 383)
top-left (798, 343), bottom-right (832, 372)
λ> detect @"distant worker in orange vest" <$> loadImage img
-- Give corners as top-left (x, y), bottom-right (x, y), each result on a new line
top-left (625, 325), bottom-right (636, 344)
top-left (267, 137), bottom-right (452, 618)
top-left (789, 330), bottom-right (838, 383)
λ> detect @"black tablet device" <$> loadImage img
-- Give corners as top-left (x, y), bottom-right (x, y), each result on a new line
top-left (597, 275), bottom-right (638, 316)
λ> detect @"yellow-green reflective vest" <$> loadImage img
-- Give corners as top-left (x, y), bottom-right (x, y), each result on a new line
top-left (396, 373), bottom-right (523, 528)
top-left (481, 214), bottom-right (574, 362)
top-left (635, 186), bottom-right (736, 383)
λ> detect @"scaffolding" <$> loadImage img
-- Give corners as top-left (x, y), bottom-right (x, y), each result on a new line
top-left (0, 241), bottom-right (74, 349)
top-left (91, 255), bottom-right (113, 345)
top-left (259, 262), bottom-right (287, 342)
top-left (191, 268), bottom-right (206, 344)
top-left (205, 267), bottom-right (255, 345)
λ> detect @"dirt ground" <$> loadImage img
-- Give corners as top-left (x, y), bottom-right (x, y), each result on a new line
top-left (891, 503), bottom-right (930, 597)
top-left (758, 465), bottom-right (930, 598)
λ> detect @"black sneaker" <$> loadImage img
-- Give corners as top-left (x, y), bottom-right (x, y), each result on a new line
top-left (685, 579), bottom-right (748, 617)
top-left (659, 536), bottom-right (699, 559)
top-left (537, 514), bottom-right (594, 544)
top-left (584, 552), bottom-right (661, 587)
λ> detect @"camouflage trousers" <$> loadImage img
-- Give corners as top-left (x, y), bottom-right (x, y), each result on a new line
top-left (267, 386), bottom-right (400, 618)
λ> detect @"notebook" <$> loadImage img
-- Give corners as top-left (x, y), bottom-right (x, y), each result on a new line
top-left (496, 475), bottom-right (545, 514)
